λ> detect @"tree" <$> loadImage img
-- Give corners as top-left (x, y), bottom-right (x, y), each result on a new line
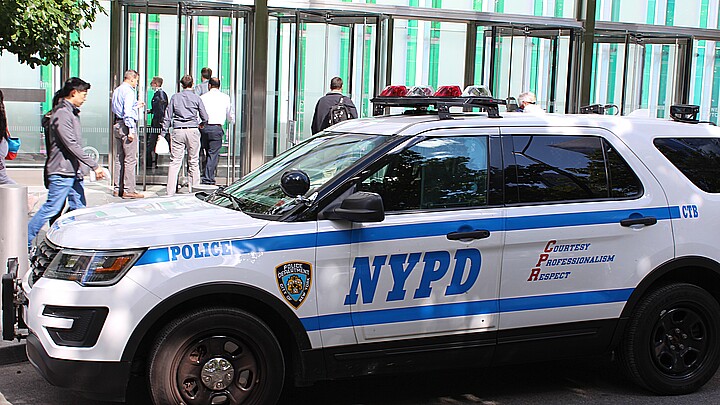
top-left (0, 0), bottom-right (105, 68)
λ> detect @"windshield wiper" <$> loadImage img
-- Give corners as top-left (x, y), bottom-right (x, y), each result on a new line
top-left (209, 189), bottom-right (244, 211)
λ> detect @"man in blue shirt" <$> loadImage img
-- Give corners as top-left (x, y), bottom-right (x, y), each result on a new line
top-left (111, 70), bottom-right (145, 199)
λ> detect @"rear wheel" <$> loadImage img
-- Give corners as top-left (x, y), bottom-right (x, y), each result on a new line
top-left (148, 307), bottom-right (285, 405)
top-left (619, 283), bottom-right (720, 394)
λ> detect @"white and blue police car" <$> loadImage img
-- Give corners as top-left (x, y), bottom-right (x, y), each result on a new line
top-left (5, 90), bottom-right (720, 404)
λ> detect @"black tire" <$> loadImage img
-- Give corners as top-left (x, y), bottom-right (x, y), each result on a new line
top-left (619, 283), bottom-right (720, 395)
top-left (148, 307), bottom-right (285, 405)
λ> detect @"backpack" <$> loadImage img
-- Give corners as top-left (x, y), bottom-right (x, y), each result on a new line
top-left (327, 96), bottom-right (351, 127)
top-left (41, 111), bottom-right (53, 188)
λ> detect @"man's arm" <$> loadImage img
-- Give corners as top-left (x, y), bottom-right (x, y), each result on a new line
top-left (159, 90), bottom-right (168, 112)
top-left (226, 95), bottom-right (235, 124)
top-left (161, 96), bottom-right (174, 136)
top-left (122, 88), bottom-right (138, 133)
top-left (150, 91), bottom-right (161, 115)
top-left (346, 97), bottom-right (359, 119)
top-left (311, 98), bottom-right (324, 134)
top-left (198, 97), bottom-right (209, 125)
top-left (53, 110), bottom-right (99, 171)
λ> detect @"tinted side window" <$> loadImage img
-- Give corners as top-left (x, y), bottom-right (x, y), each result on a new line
top-left (508, 135), bottom-right (640, 204)
top-left (605, 140), bottom-right (642, 198)
top-left (358, 136), bottom-right (488, 211)
top-left (654, 138), bottom-right (720, 193)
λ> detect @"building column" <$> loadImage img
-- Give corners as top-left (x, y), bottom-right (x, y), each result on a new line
top-left (245, 0), bottom-right (269, 174)
top-left (109, 0), bottom-right (125, 176)
top-left (574, 0), bottom-right (596, 111)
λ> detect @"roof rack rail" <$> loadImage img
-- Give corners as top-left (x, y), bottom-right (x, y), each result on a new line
top-left (580, 104), bottom-right (619, 115)
top-left (371, 96), bottom-right (506, 120)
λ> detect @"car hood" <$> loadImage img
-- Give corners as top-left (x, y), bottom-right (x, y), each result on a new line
top-left (45, 196), bottom-right (268, 250)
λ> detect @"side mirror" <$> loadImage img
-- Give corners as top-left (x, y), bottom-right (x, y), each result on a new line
top-left (331, 191), bottom-right (385, 222)
top-left (280, 169), bottom-right (310, 197)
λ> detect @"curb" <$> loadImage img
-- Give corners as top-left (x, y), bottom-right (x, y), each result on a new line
top-left (0, 343), bottom-right (26, 366)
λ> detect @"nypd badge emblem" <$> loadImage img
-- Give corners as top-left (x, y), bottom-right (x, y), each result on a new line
top-left (276, 261), bottom-right (312, 309)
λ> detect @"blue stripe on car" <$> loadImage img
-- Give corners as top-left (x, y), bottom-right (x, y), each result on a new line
top-left (136, 206), bottom-right (680, 266)
top-left (299, 288), bottom-right (634, 332)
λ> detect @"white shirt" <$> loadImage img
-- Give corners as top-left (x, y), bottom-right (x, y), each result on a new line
top-left (200, 89), bottom-right (235, 126)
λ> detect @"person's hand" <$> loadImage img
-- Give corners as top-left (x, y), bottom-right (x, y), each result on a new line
top-left (94, 167), bottom-right (106, 180)
top-left (137, 100), bottom-right (146, 109)
top-left (128, 132), bottom-right (135, 142)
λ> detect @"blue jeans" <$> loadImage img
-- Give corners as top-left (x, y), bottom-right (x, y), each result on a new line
top-left (28, 175), bottom-right (86, 247)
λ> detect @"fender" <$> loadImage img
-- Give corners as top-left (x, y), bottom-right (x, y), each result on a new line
top-left (120, 282), bottom-right (312, 362)
top-left (610, 256), bottom-right (720, 348)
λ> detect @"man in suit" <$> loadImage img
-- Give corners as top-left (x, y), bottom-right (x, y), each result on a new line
top-left (194, 67), bottom-right (212, 96)
top-left (146, 76), bottom-right (168, 169)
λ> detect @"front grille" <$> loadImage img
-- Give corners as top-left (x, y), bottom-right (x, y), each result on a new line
top-left (29, 238), bottom-right (60, 287)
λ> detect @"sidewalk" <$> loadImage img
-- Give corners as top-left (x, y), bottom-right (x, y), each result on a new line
top-left (0, 168), bottom-right (168, 365)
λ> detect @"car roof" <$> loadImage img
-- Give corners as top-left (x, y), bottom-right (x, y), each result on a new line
top-left (329, 111), bottom-right (720, 142)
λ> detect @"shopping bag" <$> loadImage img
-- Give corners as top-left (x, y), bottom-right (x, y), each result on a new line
top-left (155, 135), bottom-right (170, 154)
top-left (5, 131), bottom-right (20, 160)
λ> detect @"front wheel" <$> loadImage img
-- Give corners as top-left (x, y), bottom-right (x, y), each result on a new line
top-left (619, 283), bottom-right (720, 395)
top-left (148, 307), bottom-right (285, 405)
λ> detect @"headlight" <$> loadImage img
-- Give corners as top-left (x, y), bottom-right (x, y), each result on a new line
top-left (44, 249), bottom-right (144, 286)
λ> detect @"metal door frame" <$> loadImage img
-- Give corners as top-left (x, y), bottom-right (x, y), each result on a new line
top-left (484, 24), bottom-right (579, 113)
top-left (270, 10), bottom-right (383, 153)
top-left (121, 2), bottom-right (249, 187)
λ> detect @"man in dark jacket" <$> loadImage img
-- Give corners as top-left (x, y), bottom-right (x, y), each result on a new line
top-left (28, 77), bottom-right (105, 247)
top-left (146, 76), bottom-right (168, 168)
top-left (311, 77), bottom-right (358, 134)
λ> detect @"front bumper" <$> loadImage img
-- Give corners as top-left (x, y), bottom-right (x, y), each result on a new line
top-left (26, 332), bottom-right (131, 402)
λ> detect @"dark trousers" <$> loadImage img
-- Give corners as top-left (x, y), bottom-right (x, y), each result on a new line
top-left (145, 126), bottom-right (162, 168)
top-left (200, 125), bottom-right (224, 184)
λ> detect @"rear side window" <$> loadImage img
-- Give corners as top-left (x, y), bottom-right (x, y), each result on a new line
top-left (654, 138), bottom-right (720, 193)
top-left (506, 135), bottom-right (642, 204)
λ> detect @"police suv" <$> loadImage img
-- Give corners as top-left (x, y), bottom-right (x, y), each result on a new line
top-left (5, 88), bottom-right (720, 404)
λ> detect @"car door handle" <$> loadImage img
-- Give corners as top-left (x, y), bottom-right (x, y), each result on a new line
top-left (620, 216), bottom-right (658, 227)
top-left (446, 230), bottom-right (491, 240)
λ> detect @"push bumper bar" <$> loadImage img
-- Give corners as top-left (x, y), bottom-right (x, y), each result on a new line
top-left (3, 257), bottom-right (28, 341)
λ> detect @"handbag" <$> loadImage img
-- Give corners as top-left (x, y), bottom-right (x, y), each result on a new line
top-left (5, 131), bottom-right (20, 160)
top-left (155, 134), bottom-right (170, 154)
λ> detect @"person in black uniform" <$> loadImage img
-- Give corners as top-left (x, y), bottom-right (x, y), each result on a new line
top-left (311, 77), bottom-right (358, 134)
top-left (147, 76), bottom-right (168, 169)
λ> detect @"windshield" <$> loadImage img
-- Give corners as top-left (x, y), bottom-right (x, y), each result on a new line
top-left (208, 133), bottom-right (388, 217)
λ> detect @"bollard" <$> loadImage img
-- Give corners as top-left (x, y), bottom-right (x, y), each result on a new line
top-left (0, 185), bottom-right (28, 279)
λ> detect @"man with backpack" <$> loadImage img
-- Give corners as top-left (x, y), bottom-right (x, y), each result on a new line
top-left (311, 77), bottom-right (358, 134)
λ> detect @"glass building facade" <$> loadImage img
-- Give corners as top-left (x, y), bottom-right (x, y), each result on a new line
top-left (2, 0), bottom-right (719, 183)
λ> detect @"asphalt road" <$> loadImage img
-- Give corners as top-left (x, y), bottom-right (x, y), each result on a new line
top-left (1, 356), bottom-right (720, 404)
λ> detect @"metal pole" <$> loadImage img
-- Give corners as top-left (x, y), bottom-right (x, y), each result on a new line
top-left (464, 22), bottom-right (477, 89)
top-left (576, 0), bottom-right (597, 109)
top-left (488, 26), bottom-right (497, 96)
top-left (247, 0), bottom-right (269, 172)
top-left (142, 3), bottom-right (149, 190)
top-left (620, 33), bottom-right (630, 115)
top-left (0, 185), bottom-right (28, 279)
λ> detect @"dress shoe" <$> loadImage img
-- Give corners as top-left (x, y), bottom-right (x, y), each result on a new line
top-left (122, 192), bottom-right (145, 199)
top-left (112, 191), bottom-right (119, 197)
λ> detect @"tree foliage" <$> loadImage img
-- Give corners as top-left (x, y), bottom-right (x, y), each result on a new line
top-left (0, 0), bottom-right (105, 68)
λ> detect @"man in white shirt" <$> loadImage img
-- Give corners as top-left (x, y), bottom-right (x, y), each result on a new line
top-left (199, 77), bottom-right (235, 185)
top-left (518, 91), bottom-right (545, 114)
